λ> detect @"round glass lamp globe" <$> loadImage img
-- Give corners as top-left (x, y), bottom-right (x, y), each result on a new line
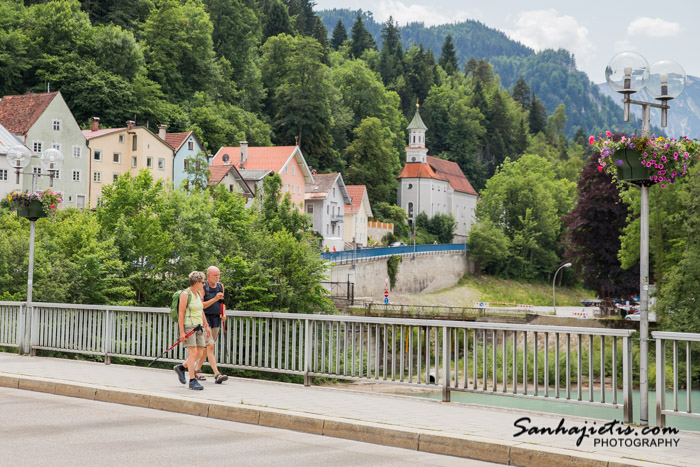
top-left (7, 145), bottom-right (31, 169)
top-left (605, 52), bottom-right (649, 93)
top-left (647, 60), bottom-right (686, 99)
top-left (40, 148), bottom-right (64, 171)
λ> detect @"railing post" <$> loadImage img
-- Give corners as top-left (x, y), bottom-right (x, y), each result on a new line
top-left (655, 336), bottom-right (666, 427)
top-left (17, 302), bottom-right (26, 355)
top-left (104, 309), bottom-right (112, 365)
top-left (622, 336), bottom-right (634, 423)
top-left (442, 326), bottom-right (451, 402)
top-left (304, 319), bottom-right (311, 387)
top-left (29, 304), bottom-right (38, 356)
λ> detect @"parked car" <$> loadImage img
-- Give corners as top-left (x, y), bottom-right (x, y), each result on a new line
top-left (625, 311), bottom-right (657, 322)
top-left (389, 241), bottom-right (407, 247)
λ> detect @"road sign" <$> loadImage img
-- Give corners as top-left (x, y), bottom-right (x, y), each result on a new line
top-left (384, 291), bottom-right (389, 298)
top-left (384, 297), bottom-right (389, 304)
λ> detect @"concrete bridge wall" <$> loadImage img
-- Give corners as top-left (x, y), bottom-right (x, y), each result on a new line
top-left (326, 252), bottom-right (475, 300)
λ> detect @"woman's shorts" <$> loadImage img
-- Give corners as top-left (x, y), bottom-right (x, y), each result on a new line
top-left (183, 325), bottom-right (205, 347)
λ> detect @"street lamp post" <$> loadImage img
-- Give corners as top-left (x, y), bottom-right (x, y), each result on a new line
top-left (7, 146), bottom-right (64, 355)
top-left (552, 262), bottom-right (572, 314)
top-left (605, 52), bottom-right (687, 426)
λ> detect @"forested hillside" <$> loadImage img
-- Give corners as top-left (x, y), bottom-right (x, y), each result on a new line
top-left (318, 9), bottom-right (638, 138)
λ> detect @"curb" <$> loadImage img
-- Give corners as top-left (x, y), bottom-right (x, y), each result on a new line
top-left (0, 373), bottom-right (664, 467)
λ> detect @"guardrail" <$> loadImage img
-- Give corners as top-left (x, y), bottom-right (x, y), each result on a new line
top-left (321, 243), bottom-right (467, 265)
top-left (0, 301), bottom-right (22, 347)
top-left (653, 331), bottom-right (700, 427)
top-left (1, 301), bottom-right (639, 422)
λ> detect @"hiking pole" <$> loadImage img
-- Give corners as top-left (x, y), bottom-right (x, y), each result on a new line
top-left (220, 302), bottom-right (225, 335)
top-left (148, 324), bottom-right (203, 367)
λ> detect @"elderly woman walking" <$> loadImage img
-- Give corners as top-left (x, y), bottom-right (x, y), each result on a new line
top-left (173, 271), bottom-right (211, 390)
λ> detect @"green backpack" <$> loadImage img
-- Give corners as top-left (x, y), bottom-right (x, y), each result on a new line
top-left (170, 289), bottom-right (193, 323)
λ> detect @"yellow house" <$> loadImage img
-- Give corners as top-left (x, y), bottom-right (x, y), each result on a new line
top-left (82, 119), bottom-right (174, 207)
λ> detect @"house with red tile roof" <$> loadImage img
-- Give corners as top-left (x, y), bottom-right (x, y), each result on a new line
top-left (397, 105), bottom-right (479, 243)
top-left (158, 126), bottom-right (205, 189)
top-left (0, 122), bottom-right (29, 197)
top-left (0, 91), bottom-right (89, 208)
top-left (305, 173), bottom-right (351, 251)
top-left (343, 185), bottom-right (373, 247)
top-left (211, 143), bottom-right (314, 209)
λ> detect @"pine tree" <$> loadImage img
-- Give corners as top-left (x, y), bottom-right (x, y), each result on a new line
top-left (349, 13), bottom-right (375, 59)
top-left (528, 92), bottom-right (547, 135)
top-left (330, 19), bottom-right (347, 49)
top-left (438, 35), bottom-right (458, 75)
top-left (378, 16), bottom-right (403, 86)
top-left (512, 76), bottom-right (530, 109)
top-left (262, 0), bottom-right (294, 40)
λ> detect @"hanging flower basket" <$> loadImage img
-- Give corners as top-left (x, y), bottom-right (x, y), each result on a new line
top-left (590, 132), bottom-right (700, 188)
top-left (17, 199), bottom-right (46, 220)
top-left (5, 190), bottom-right (62, 220)
top-left (614, 148), bottom-right (653, 183)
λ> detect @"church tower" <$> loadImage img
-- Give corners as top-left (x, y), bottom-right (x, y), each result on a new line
top-left (405, 102), bottom-right (428, 163)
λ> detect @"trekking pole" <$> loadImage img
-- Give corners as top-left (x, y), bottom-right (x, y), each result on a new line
top-left (148, 324), bottom-right (203, 367)
top-left (220, 302), bottom-right (225, 335)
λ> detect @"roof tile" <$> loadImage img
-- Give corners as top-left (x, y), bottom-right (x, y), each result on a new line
top-left (0, 92), bottom-right (58, 135)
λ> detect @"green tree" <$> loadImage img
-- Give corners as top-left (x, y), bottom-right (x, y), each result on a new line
top-left (377, 17), bottom-right (403, 87)
top-left (349, 13), bottom-right (375, 59)
top-left (261, 0), bottom-right (294, 41)
top-left (528, 91), bottom-right (547, 135)
top-left (183, 151), bottom-right (211, 191)
top-left (512, 76), bottom-right (530, 109)
top-left (372, 201), bottom-right (409, 239)
top-left (330, 19), bottom-right (347, 49)
top-left (438, 35), bottom-right (458, 75)
top-left (344, 117), bottom-right (399, 206)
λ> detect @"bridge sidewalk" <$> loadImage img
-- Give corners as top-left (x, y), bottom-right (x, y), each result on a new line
top-left (1, 352), bottom-right (697, 466)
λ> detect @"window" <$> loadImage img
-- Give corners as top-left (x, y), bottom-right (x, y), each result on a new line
top-left (53, 120), bottom-right (61, 131)
top-left (52, 143), bottom-right (61, 151)
top-left (158, 158), bottom-right (164, 170)
top-left (113, 173), bottom-right (119, 182)
top-left (53, 170), bottom-right (60, 180)
top-left (94, 150), bottom-right (102, 161)
top-left (93, 171), bottom-right (102, 183)
top-left (408, 202), bottom-right (414, 218)
top-left (0, 169), bottom-right (7, 181)
top-left (73, 146), bottom-right (81, 158)
top-left (292, 166), bottom-right (295, 176)
top-left (333, 187), bottom-right (336, 197)
top-left (184, 159), bottom-right (189, 170)
top-left (188, 141), bottom-right (194, 151)
top-left (327, 205), bottom-right (329, 214)
top-left (119, 134), bottom-right (124, 143)
top-left (132, 135), bottom-right (137, 151)
top-left (146, 157), bottom-right (152, 168)
top-left (307, 204), bottom-right (313, 214)
top-left (72, 170), bottom-right (81, 182)
top-left (33, 141), bottom-right (43, 153)
top-left (33, 167), bottom-right (42, 176)
top-left (131, 156), bottom-right (137, 168)
top-left (229, 185), bottom-right (234, 193)
top-left (326, 224), bottom-right (329, 235)
top-left (113, 153), bottom-right (121, 163)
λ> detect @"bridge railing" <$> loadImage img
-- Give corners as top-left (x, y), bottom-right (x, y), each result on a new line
top-left (653, 331), bottom-right (700, 427)
top-left (1, 301), bottom-right (640, 422)
top-left (0, 301), bottom-right (22, 347)
top-left (320, 243), bottom-right (467, 265)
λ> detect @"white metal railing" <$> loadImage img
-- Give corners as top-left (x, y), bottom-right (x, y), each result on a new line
top-left (1, 301), bottom-right (640, 422)
top-left (653, 331), bottom-right (700, 427)
top-left (0, 301), bottom-right (22, 347)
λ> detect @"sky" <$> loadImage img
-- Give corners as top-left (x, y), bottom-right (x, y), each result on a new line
top-left (314, 0), bottom-right (699, 84)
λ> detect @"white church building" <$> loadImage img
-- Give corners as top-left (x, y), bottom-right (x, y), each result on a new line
top-left (397, 105), bottom-right (479, 243)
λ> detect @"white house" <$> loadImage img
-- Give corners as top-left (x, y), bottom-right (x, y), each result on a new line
top-left (397, 105), bottom-right (479, 243)
top-left (305, 172), bottom-right (351, 251)
top-left (0, 122), bottom-right (27, 199)
top-left (343, 185), bottom-right (373, 247)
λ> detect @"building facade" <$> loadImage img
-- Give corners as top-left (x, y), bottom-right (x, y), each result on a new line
top-left (83, 119), bottom-right (174, 208)
top-left (0, 92), bottom-right (89, 208)
top-left (305, 173), bottom-right (351, 251)
top-left (162, 127), bottom-right (205, 190)
top-left (397, 106), bottom-right (479, 243)
top-left (343, 185), bottom-right (373, 247)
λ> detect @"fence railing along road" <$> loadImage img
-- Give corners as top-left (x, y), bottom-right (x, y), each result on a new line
top-left (1, 301), bottom-right (661, 424)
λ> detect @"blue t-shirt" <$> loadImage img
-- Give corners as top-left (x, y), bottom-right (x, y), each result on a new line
top-left (203, 281), bottom-right (223, 328)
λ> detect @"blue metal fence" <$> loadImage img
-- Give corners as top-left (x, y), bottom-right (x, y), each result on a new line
top-left (321, 243), bottom-right (468, 264)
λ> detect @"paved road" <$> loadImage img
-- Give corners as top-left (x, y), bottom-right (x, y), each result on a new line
top-left (0, 388), bottom-right (496, 467)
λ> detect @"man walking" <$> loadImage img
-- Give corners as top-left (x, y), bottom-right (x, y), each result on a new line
top-left (194, 266), bottom-right (229, 384)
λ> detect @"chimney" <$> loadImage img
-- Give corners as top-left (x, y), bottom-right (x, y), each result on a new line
top-left (240, 141), bottom-right (248, 168)
top-left (91, 117), bottom-right (100, 132)
top-left (158, 124), bottom-right (167, 140)
top-left (126, 120), bottom-right (135, 129)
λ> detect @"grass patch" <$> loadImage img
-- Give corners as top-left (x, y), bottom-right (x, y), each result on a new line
top-left (459, 275), bottom-right (595, 306)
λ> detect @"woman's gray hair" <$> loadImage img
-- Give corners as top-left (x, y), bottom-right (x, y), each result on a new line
top-left (188, 271), bottom-right (205, 285)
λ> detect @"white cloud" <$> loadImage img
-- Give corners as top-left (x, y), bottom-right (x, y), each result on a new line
top-left (503, 9), bottom-right (595, 72)
top-left (627, 17), bottom-right (681, 38)
top-left (373, 0), bottom-right (469, 27)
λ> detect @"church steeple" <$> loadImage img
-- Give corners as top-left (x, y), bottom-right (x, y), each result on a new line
top-left (406, 100), bottom-right (428, 163)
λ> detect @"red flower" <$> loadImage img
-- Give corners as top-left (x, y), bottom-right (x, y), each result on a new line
top-left (589, 136), bottom-right (595, 145)
top-left (597, 166), bottom-right (603, 172)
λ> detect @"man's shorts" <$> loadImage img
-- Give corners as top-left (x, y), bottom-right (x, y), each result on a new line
top-left (205, 327), bottom-right (220, 346)
top-left (183, 325), bottom-right (205, 348)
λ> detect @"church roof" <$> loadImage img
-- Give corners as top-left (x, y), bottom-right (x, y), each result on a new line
top-left (406, 108), bottom-right (427, 130)
top-left (397, 156), bottom-right (478, 196)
